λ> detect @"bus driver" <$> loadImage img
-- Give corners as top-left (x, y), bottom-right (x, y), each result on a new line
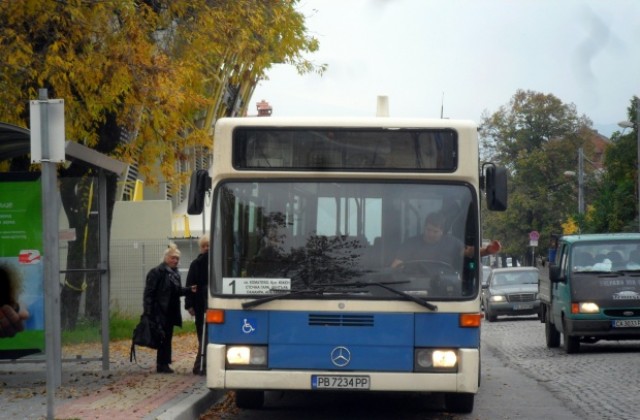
top-left (391, 212), bottom-right (500, 269)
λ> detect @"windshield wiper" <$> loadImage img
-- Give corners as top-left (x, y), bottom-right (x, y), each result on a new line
top-left (242, 280), bottom-right (437, 311)
top-left (613, 269), bottom-right (640, 275)
top-left (243, 282), bottom-right (396, 310)
top-left (242, 289), bottom-right (323, 309)
top-left (573, 270), bottom-right (620, 275)
top-left (332, 281), bottom-right (438, 311)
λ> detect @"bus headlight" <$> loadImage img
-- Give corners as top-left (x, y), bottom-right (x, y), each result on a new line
top-left (226, 346), bottom-right (267, 368)
top-left (414, 348), bottom-right (458, 372)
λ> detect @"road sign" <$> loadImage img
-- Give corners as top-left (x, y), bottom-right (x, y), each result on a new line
top-left (529, 231), bottom-right (540, 241)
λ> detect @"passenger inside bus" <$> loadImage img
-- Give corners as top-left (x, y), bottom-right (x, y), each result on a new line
top-left (247, 225), bottom-right (286, 277)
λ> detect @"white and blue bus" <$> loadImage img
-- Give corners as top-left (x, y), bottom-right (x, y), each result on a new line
top-left (188, 116), bottom-right (507, 413)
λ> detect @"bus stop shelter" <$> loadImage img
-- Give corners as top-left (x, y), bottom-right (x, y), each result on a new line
top-left (0, 121), bottom-right (127, 372)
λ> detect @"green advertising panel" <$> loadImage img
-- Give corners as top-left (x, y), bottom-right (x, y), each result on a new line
top-left (0, 173), bottom-right (45, 358)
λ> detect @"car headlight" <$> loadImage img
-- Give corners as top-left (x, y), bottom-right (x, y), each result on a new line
top-left (489, 295), bottom-right (506, 302)
top-left (577, 302), bottom-right (600, 314)
top-left (226, 345), bottom-right (267, 368)
top-left (414, 348), bottom-right (458, 372)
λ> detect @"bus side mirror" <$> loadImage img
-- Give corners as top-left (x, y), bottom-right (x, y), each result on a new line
top-left (187, 169), bottom-right (212, 215)
top-left (484, 165), bottom-right (508, 211)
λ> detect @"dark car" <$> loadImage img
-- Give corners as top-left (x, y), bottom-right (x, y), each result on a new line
top-left (482, 267), bottom-right (540, 322)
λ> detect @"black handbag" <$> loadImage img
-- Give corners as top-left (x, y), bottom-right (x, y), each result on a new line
top-left (130, 314), bottom-right (163, 362)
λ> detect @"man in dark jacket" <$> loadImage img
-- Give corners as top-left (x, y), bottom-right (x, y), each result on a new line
top-left (144, 243), bottom-right (195, 374)
top-left (185, 234), bottom-right (209, 375)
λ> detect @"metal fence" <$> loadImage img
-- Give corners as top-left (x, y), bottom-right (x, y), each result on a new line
top-left (2, 238), bottom-right (199, 364)
top-left (109, 237), bottom-right (199, 317)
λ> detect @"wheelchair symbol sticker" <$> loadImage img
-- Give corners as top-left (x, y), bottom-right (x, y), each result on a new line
top-left (242, 318), bottom-right (256, 334)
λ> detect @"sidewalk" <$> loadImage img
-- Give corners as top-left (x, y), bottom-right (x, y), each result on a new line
top-left (0, 335), bottom-right (222, 420)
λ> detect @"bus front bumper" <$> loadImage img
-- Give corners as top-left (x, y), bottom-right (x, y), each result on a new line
top-left (205, 344), bottom-right (479, 394)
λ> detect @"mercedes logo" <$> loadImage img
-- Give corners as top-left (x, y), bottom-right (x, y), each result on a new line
top-left (330, 346), bottom-right (351, 367)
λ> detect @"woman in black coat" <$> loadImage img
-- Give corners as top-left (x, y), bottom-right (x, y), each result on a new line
top-left (143, 243), bottom-right (195, 373)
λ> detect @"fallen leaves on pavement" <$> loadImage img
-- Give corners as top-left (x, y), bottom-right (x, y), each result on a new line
top-left (199, 391), bottom-right (238, 419)
top-left (1, 331), bottom-right (200, 404)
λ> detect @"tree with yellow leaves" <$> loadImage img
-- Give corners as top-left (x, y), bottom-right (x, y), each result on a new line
top-left (561, 217), bottom-right (579, 235)
top-left (0, 0), bottom-right (323, 327)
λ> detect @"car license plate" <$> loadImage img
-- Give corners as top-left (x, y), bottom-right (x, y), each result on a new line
top-left (612, 319), bottom-right (640, 328)
top-left (513, 303), bottom-right (533, 310)
top-left (311, 375), bottom-right (370, 390)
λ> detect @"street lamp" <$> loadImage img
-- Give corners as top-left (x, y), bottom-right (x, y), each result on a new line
top-left (618, 97), bottom-right (640, 232)
top-left (563, 147), bottom-right (585, 214)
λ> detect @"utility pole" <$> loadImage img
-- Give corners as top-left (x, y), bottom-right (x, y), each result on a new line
top-left (578, 147), bottom-right (584, 214)
top-left (636, 97), bottom-right (640, 231)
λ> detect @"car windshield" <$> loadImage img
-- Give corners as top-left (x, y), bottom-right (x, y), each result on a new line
top-left (571, 241), bottom-right (640, 272)
top-left (491, 271), bottom-right (538, 287)
top-left (212, 181), bottom-right (481, 300)
top-left (481, 266), bottom-right (491, 286)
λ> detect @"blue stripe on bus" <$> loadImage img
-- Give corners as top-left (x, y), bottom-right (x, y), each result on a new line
top-left (415, 313), bottom-right (480, 347)
top-left (270, 312), bottom-right (413, 345)
top-left (209, 311), bottom-right (480, 348)
top-left (210, 310), bottom-right (270, 344)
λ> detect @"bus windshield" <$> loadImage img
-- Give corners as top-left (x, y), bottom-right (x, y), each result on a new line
top-left (212, 180), bottom-right (480, 300)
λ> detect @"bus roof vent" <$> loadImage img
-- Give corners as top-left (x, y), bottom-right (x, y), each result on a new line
top-left (376, 95), bottom-right (389, 117)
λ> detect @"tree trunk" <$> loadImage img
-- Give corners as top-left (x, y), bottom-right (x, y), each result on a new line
top-left (59, 115), bottom-right (121, 329)
top-left (59, 174), bottom-right (92, 330)
top-left (84, 173), bottom-right (117, 321)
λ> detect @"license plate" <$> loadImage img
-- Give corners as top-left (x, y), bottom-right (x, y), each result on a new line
top-left (612, 319), bottom-right (640, 328)
top-left (513, 303), bottom-right (533, 310)
top-left (311, 375), bottom-right (370, 390)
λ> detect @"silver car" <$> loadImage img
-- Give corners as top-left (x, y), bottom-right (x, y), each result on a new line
top-left (480, 266), bottom-right (492, 310)
top-left (481, 266), bottom-right (492, 288)
top-left (482, 267), bottom-right (540, 322)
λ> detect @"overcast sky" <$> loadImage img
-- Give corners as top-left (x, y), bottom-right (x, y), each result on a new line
top-left (249, 0), bottom-right (640, 137)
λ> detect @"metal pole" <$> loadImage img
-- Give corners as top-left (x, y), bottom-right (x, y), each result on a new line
top-left (531, 246), bottom-right (535, 267)
top-left (578, 147), bottom-right (584, 214)
top-left (98, 170), bottom-right (110, 370)
top-left (636, 97), bottom-right (640, 232)
top-left (39, 88), bottom-right (62, 420)
top-left (202, 209), bottom-right (206, 237)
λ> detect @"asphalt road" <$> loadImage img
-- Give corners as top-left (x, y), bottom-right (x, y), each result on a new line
top-left (481, 315), bottom-right (640, 420)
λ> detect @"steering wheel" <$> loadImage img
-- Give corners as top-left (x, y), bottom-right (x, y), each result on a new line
top-left (394, 259), bottom-right (454, 275)
top-left (393, 259), bottom-right (460, 296)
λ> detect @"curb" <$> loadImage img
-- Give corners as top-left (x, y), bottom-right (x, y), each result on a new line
top-left (151, 385), bottom-right (224, 420)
